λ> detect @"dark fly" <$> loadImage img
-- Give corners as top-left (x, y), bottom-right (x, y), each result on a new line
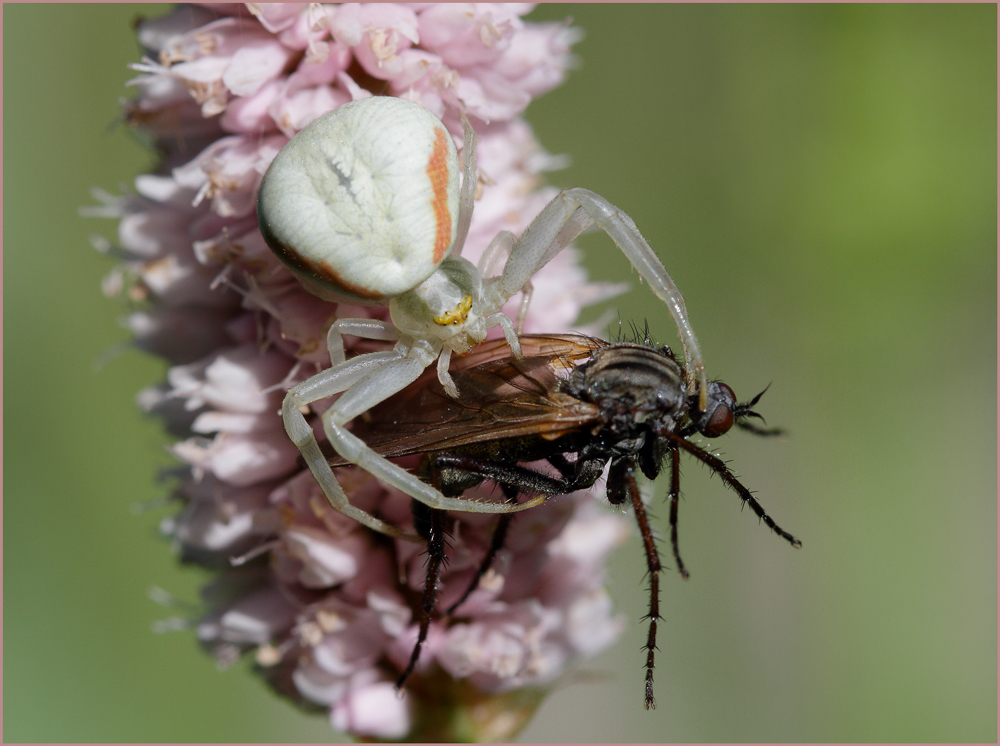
top-left (332, 333), bottom-right (801, 709)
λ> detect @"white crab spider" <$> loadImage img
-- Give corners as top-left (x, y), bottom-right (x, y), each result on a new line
top-left (257, 96), bottom-right (707, 539)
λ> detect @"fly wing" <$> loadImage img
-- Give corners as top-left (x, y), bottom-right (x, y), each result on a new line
top-left (340, 334), bottom-right (606, 460)
top-left (448, 333), bottom-right (602, 372)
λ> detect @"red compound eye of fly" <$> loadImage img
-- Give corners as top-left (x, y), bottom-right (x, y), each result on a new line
top-left (698, 381), bottom-right (736, 437)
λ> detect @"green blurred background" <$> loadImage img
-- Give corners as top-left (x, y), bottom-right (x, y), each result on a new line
top-left (5, 4), bottom-right (995, 742)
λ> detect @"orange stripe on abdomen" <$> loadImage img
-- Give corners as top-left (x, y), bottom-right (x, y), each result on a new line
top-left (426, 127), bottom-right (454, 263)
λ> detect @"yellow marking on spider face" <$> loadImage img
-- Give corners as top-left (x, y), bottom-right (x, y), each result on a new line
top-left (433, 294), bottom-right (472, 326)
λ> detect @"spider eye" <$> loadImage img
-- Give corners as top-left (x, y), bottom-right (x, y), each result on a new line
top-left (697, 381), bottom-right (736, 437)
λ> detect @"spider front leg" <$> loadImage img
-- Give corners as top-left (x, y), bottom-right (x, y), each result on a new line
top-left (497, 188), bottom-right (709, 410)
top-left (326, 314), bottom-right (465, 401)
top-left (325, 317), bottom-right (399, 367)
top-left (321, 342), bottom-right (549, 518)
top-left (477, 230), bottom-right (533, 333)
top-left (282, 349), bottom-right (415, 539)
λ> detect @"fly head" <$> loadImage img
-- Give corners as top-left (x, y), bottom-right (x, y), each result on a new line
top-left (689, 380), bottom-right (781, 438)
top-left (691, 381), bottom-right (738, 437)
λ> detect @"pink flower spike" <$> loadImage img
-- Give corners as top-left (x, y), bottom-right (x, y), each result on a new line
top-left (222, 39), bottom-right (293, 97)
top-left (417, 4), bottom-right (523, 67)
top-left (330, 676), bottom-right (413, 740)
top-left (246, 3), bottom-right (307, 35)
top-left (93, 4), bottom-right (633, 742)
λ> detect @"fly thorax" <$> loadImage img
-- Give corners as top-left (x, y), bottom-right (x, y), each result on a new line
top-left (565, 343), bottom-right (688, 438)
